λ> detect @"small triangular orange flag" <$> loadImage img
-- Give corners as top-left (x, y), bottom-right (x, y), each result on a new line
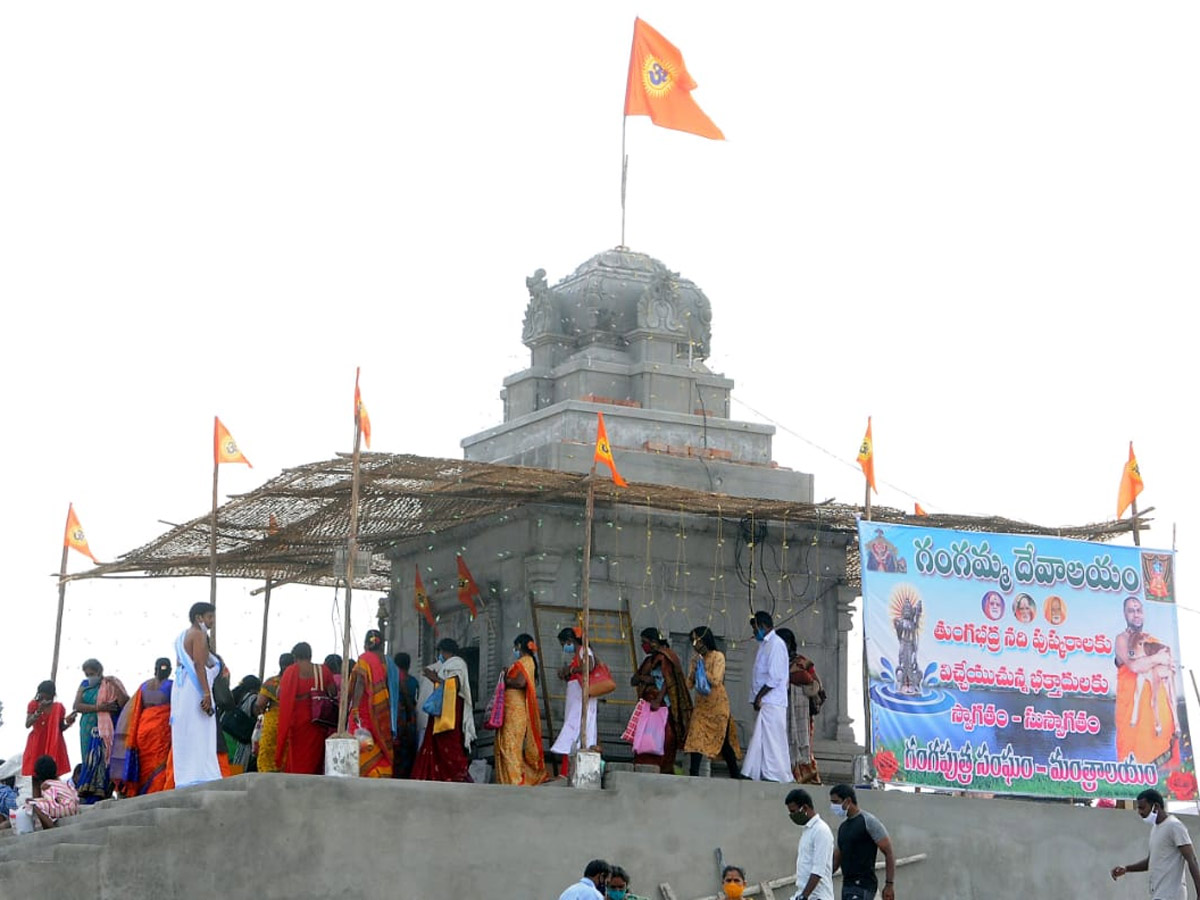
top-left (414, 566), bottom-right (436, 630)
top-left (856, 417), bottom-right (876, 494)
top-left (355, 367), bottom-right (372, 449)
top-left (594, 411), bottom-right (628, 487)
top-left (456, 554), bottom-right (480, 618)
top-left (63, 503), bottom-right (97, 562)
top-left (914, 503), bottom-right (928, 517)
top-left (1117, 441), bottom-right (1144, 519)
top-left (214, 417), bottom-right (252, 467)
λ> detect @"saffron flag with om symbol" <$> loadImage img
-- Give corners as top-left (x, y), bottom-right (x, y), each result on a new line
top-left (594, 411), bottom-right (628, 487)
top-left (857, 416), bottom-right (876, 494)
top-left (414, 565), bottom-right (436, 630)
top-left (1117, 441), bottom-right (1144, 518)
top-left (354, 366), bottom-right (372, 449)
top-left (63, 503), bottom-right (98, 562)
top-left (214, 416), bottom-right (252, 467)
top-left (624, 18), bottom-right (724, 140)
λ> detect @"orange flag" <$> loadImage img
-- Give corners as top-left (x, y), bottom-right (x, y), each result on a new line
top-left (1117, 441), bottom-right (1144, 518)
top-left (857, 417), bottom-right (876, 494)
top-left (914, 503), bottom-right (928, 517)
top-left (63, 503), bottom-right (97, 562)
top-left (355, 367), bottom-right (372, 449)
top-left (456, 554), bottom-right (480, 618)
top-left (594, 411), bottom-right (629, 487)
top-left (214, 417), bottom-right (252, 467)
top-left (624, 18), bottom-right (724, 140)
top-left (414, 566), bottom-right (436, 629)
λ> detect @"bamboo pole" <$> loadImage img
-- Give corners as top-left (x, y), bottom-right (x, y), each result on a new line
top-left (336, 391), bottom-right (365, 736)
top-left (1130, 498), bottom-right (1141, 546)
top-left (257, 580), bottom-right (272, 681)
top-left (209, 457), bottom-right (220, 648)
top-left (50, 544), bottom-right (69, 684)
top-left (578, 467), bottom-right (597, 753)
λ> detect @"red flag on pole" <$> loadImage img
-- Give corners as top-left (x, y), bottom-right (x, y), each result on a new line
top-left (414, 566), bottom-right (436, 629)
top-left (64, 503), bottom-right (97, 562)
top-left (456, 554), bottom-right (480, 617)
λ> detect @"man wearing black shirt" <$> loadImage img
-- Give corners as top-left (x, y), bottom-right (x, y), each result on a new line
top-left (830, 784), bottom-right (896, 900)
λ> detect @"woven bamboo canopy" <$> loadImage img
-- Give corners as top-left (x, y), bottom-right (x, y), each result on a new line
top-left (71, 452), bottom-right (1148, 593)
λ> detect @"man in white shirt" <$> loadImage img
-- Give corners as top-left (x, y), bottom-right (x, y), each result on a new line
top-left (1111, 788), bottom-right (1200, 900)
top-left (787, 788), bottom-right (835, 900)
top-left (558, 859), bottom-right (612, 900)
top-left (742, 610), bottom-right (792, 781)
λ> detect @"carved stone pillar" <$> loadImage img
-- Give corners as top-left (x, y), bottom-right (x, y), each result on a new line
top-left (835, 584), bottom-right (858, 743)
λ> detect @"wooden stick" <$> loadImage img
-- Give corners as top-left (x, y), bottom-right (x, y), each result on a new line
top-left (1131, 498), bottom-right (1141, 546)
top-left (336, 406), bottom-right (364, 737)
top-left (257, 580), bottom-right (272, 682)
top-left (864, 479), bottom-right (872, 522)
top-left (579, 468), bottom-right (597, 755)
top-left (50, 543), bottom-right (69, 684)
top-left (209, 458), bottom-right (219, 648)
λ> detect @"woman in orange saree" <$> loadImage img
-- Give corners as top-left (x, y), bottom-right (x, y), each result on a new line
top-left (348, 630), bottom-right (395, 778)
top-left (112, 659), bottom-right (174, 796)
top-left (494, 634), bottom-right (549, 786)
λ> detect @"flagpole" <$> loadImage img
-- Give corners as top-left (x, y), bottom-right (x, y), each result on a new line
top-left (257, 579), bottom-right (272, 681)
top-left (337, 411), bottom-right (364, 736)
top-left (209, 456), bottom-right (220, 649)
top-left (864, 480), bottom-right (872, 522)
top-left (50, 543), bottom-right (69, 684)
top-left (620, 116), bottom-right (629, 248)
top-left (1130, 498), bottom-right (1141, 547)
top-left (578, 465), bottom-right (597, 757)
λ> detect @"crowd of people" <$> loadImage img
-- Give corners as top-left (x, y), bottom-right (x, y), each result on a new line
top-left (3, 603), bottom-right (828, 830)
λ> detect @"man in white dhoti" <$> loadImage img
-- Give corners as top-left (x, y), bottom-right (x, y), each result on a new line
top-left (171, 602), bottom-right (223, 788)
top-left (550, 627), bottom-right (598, 766)
top-left (742, 610), bottom-right (792, 782)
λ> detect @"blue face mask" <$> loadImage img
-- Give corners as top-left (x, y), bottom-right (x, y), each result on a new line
top-left (436, 652), bottom-right (445, 664)
top-left (512, 647), bottom-right (521, 660)
top-left (754, 628), bottom-right (766, 642)
top-left (607, 889), bottom-right (627, 900)
top-left (563, 644), bottom-right (575, 655)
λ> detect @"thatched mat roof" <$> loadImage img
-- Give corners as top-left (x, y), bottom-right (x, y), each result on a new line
top-left (71, 453), bottom-right (1146, 593)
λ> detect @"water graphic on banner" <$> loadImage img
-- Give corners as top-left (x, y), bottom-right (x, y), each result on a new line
top-left (859, 522), bottom-right (1193, 800)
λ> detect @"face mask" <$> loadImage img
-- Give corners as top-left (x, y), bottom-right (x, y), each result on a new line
top-left (1143, 809), bottom-right (1158, 825)
top-left (86, 675), bottom-right (100, 688)
top-left (607, 890), bottom-right (627, 900)
top-left (723, 884), bottom-right (745, 900)
top-left (789, 810), bottom-right (807, 825)
top-left (754, 628), bottom-right (766, 642)
top-left (200, 622), bottom-right (211, 636)
top-left (642, 642), bottom-right (654, 655)
top-left (653, 670), bottom-right (665, 691)
top-left (563, 644), bottom-right (575, 655)
top-left (831, 802), bottom-right (847, 818)
top-left (513, 648), bottom-right (521, 660)
top-left (436, 653), bottom-right (445, 664)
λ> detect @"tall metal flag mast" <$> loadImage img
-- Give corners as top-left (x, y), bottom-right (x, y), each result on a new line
top-left (210, 417), bottom-right (252, 648)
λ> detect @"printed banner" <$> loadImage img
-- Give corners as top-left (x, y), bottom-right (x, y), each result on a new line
top-left (859, 522), bottom-right (1192, 800)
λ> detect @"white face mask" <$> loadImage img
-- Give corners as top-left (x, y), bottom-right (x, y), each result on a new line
top-left (1143, 809), bottom-right (1158, 825)
top-left (831, 802), bottom-right (848, 818)
top-left (200, 622), bottom-right (211, 636)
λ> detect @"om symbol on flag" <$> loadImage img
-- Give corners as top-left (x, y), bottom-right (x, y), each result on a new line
top-left (642, 57), bottom-right (675, 98)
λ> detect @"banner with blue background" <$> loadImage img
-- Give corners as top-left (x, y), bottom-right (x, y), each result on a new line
top-left (859, 521), bottom-right (1192, 799)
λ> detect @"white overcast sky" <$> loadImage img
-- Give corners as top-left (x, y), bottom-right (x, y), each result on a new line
top-left (2, 3), bottom-right (1197, 764)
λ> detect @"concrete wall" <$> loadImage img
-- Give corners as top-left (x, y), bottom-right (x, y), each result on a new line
top-left (3, 772), bottom-right (1193, 900)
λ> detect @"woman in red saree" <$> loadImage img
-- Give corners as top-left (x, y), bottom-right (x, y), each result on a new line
top-left (275, 642), bottom-right (335, 775)
top-left (348, 630), bottom-right (395, 778)
top-left (23, 680), bottom-right (74, 778)
top-left (413, 638), bottom-right (475, 782)
top-left (494, 634), bottom-right (549, 786)
top-left (111, 659), bottom-right (174, 796)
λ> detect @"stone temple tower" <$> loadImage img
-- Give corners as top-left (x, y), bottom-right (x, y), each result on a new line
top-left (462, 247), bottom-right (813, 501)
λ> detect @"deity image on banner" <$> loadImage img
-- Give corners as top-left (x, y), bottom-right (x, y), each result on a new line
top-left (1142, 553), bottom-right (1174, 603)
top-left (866, 529), bottom-right (906, 573)
top-left (890, 585), bottom-right (923, 695)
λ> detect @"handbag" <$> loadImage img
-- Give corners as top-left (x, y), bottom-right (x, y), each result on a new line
top-left (586, 659), bottom-right (616, 698)
top-left (695, 656), bottom-right (712, 696)
top-left (622, 699), bottom-right (648, 742)
top-left (483, 671), bottom-right (506, 731)
top-left (422, 683), bottom-right (444, 717)
top-left (211, 671), bottom-right (236, 713)
top-left (221, 706), bottom-right (256, 744)
top-left (309, 664), bottom-right (338, 730)
top-left (632, 704), bottom-right (669, 756)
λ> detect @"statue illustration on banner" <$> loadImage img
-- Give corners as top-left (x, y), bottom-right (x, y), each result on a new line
top-left (859, 522), bottom-right (1194, 801)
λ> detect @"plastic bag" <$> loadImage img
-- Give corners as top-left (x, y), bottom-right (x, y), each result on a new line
top-left (695, 656), bottom-right (712, 696)
top-left (632, 704), bottom-right (669, 756)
